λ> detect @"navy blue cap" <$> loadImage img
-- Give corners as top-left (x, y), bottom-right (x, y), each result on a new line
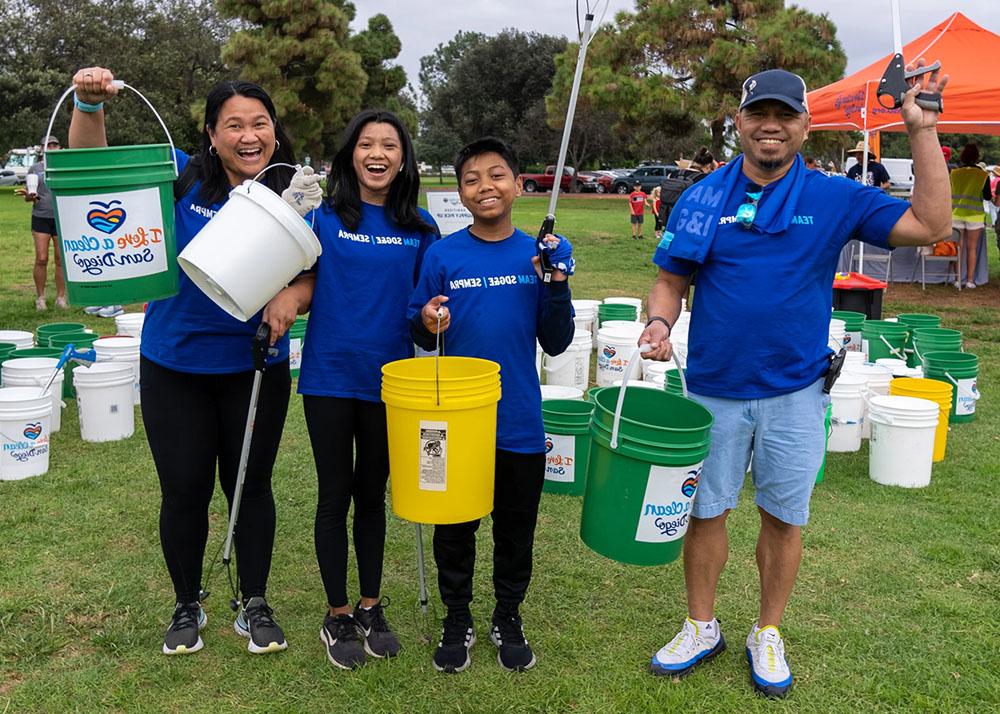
top-left (739, 69), bottom-right (809, 113)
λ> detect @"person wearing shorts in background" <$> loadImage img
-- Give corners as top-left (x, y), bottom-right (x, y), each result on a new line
top-left (629, 182), bottom-right (647, 239)
top-left (639, 65), bottom-right (951, 698)
top-left (17, 135), bottom-right (67, 311)
top-left (649, 185), bottom-right (664, 240)
top-left (949, 144), bottom-right (991, 288)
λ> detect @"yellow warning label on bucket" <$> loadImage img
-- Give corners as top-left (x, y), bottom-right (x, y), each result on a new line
top-left (634, 464), bottom-right (702, 543)
top-left (419, 420), bottom-right (447, 491)
top-left (56, 187), bottom-right (168, 282)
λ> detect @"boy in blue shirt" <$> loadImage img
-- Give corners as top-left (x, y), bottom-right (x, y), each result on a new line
top-left (408, 137), bottom-right (575, 673)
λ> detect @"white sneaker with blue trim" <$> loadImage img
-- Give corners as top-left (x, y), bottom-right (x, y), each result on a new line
top-left (650, 617), bottom-right (726, 677)
top-left (745, 624), bottom-right (793, 697)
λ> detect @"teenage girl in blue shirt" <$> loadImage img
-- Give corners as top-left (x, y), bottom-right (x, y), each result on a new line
top-left (70, 67), bottom-right (314, 658)
top-left (296, 110), bottom-right (439, 670)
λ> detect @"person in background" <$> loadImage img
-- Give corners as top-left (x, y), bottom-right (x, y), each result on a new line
top-left (949, 143), bottom-right (991, 288)
top-left (70, 66), bottom-right (319, 657)
top-left (803, 155), bottom-right (819, 170)
top-left (16, 135), bottom-right (67, 311)
top-left (941, 145), bottom-right (955, 169)
top-left (846, 141), bottom-right (890, 190)
top-left (649, 185), bottom-right (664, 240)
top-left (990, 165), bottom-right (1000, 253)
top-left (628, 182), bottom-right (648, 239)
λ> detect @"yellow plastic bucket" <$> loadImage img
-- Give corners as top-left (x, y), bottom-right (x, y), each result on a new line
top-left (382, 356), bottom-right (501, 524)
top-left (889, 377), bottom-right (952, 462)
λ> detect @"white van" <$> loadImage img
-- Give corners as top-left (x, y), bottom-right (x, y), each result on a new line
top-left (844, 156), bottom-right (914, 194)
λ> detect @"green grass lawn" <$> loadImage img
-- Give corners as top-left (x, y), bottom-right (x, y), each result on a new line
top-left (1, 186), bottom-right (999, 712)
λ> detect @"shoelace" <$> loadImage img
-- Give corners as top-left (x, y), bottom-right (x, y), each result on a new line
top-left (330, 614), bottom-right (360, 641)
top-left (171, 604), bottom-right (200, 632)
top-left (665, 622), bottom-right (696, 655)
top-left (441, 613), bottom-right (472, 646)
top-left (246, 601), bottom-right (277, 630)
top-left (494, 613), bottom-right (527, 646)
top-left (364, 599), bottom-right (391, 634)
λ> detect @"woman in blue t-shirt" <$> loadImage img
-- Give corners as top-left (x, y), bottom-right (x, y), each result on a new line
top-left (70, 67), bottom-right (316, 657)
top-left (296, 110), bottom-right (439, 670)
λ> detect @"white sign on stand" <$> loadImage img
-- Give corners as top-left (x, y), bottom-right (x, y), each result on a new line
top-left (426, 192), bottom-right (472, 237)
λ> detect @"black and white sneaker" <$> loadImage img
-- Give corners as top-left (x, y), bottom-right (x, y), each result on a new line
top-left (320, 613), bottom-right (366, 670)
top-left (490, 608), bottom-right (536, 672)
top-left (353, 598), bottom-right (401, 658)
top-left (433, 611), bottom-right (475, 673)
top-left (162, 602), bottom-right (206, 655)
top-left (234, 597), bottom-right (288, 654)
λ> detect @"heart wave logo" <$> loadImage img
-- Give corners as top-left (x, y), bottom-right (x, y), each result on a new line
top-left (681, 470), bottom-right (700, 498)
top-left (603, 346), bottom-right (616, 358)
top-left (545, 437), bottom-right (553, 453)
top-left (87, 200), bottom-right (127, 234)
top-left (23, 423), bottom-right (42, 440)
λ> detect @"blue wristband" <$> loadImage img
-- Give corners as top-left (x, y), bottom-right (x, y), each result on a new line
top-left (74, 93), bottom-right (104, 113)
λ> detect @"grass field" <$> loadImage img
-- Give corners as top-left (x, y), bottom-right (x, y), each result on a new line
top-left (1, 185), bottom-right (999, 713)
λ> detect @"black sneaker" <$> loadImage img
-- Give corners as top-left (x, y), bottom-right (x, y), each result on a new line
top-left (353, 598), bottom-right (401, 658)
top-left (234, 596), bottom-right (288, 654)
top-left (490, 608), bottom-right (536, 672)
top-left (433, 611), bottom-right (475, 673)
top-left (162, 602), bottom-right (206, 655)
top-left (320, 613), bottom-right (366, 670)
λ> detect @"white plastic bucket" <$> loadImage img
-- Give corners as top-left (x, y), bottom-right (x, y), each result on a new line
top-left (611, 379), bottom-right (659, 389)
top-left (541, 384), bottom-right (584, 401)
top-left (844, 351), bottom-right (867, 368)
top-left (641, 359), bottom-right (670, 384)
top-left (571, 299), bottom-right (598, 341)
top-left (596, 326), bottom-right (644, 386)
top-left (0, 386), bottom-right (52, 480)
top-left (73, 362), bottom-right (136, 442)
top-left (600, 320), bottom-right (643, 333)
top-left (829, 318), bottom-right (846, 351)
top-left (868, 395), bottom-right (939, 488)
top-left (543, 329), bottom-right (592, 391)
top-left (1, 358), bottom-right (64, 432)
top-left (177, 180), bottom-right (322, 322)
top-left (844, 363), bottom-right (892, 439)
top-left (875, 358), bottom-right (922, 378)
top-left (603, 296), bottom-right (642, 313)
top-left (535, 341), bottom-right (544, 381)
top-left (828, 372), bottom-right (866, 452)
top-left (114, 312), bottom-right (145, 338)
top-left (0, 330), bottom-right (35, 349)
top-left (94, 336), bottom-right (141, 405)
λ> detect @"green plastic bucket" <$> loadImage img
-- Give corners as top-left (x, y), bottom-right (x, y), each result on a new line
top-left (49, 332), bottom-right (101, 399)
top-left (542, 399), bottom-right (595, 496)
top-left (910, 328), bottom-right (962, 368)
top-left (816, 403), bottom-right (833, 484)
top-left (896, 314), bottom-right (943, 366)
top-left (0, 343), bottom-right (16, 359)
top-left (921, 351), bottom-right (979, 423)
top-left (861, 320), bottom-right (908, 363)
top-left (832, 310), bottom-right (866, 352)
top-left (289, 316), bottom-right (308, 378)
top-left (37, 322), bottom-right (86, 346)
top-left (8, 347), bottom-right (61, 360)
top-left (586, 385), bottom-right (606, 403)
top-left (46, 136), bottom-right (178, 305)
top-left (664, 368), bottom-right (686, 395)
top-left (597, 303), bottom-right (638, 327)
top-left (581, 387), bottom-right (713, 566)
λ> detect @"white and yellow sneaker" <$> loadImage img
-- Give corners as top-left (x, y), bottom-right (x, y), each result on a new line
top-left (650, 617), bottom-right (726, 677)
top-left (746, 624), bottom-right (792, 697)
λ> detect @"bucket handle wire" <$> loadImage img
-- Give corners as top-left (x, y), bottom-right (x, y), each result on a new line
top-left (943, 371), bottom-right (980, 401)
top-left (878, 334), bottom-right (907, 361)
top-left (44, 80), bottom-right (179, 178)
top-left (609, 344), bottom-right (687, 450)
top-left (250, 163), bottom-right (317, 229)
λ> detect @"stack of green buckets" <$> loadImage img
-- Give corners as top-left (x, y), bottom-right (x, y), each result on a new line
top-left (896, 313), bottom-right (942, 367)
top-left (597, 303), bottom-right (638, 327)
top-left (540, 399), bottom-right (595, 495)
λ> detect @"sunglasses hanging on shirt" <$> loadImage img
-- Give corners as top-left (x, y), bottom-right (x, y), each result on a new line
top-left (736, 183), bottom-right (764, 229)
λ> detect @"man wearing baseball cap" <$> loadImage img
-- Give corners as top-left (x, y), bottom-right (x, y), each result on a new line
top-left (641, 65), bottom-right (951, 697)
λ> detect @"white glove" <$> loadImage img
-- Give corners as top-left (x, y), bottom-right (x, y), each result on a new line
top-left (281, 165), bottom-right (323, 217)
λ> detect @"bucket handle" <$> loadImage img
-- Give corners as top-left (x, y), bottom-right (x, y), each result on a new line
top-left (609, 345), bottom-right (688, 450)
top-left (250, 163), bottom-right (317, 229)
top-left (44, 81), bottom-right (179, 178)
top-left (944, 371), bottom-right (980, 401)
top-left (878, 334), bottom-right (907, 361)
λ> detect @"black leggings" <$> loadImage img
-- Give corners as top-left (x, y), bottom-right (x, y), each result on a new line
top-left (434, 449), bottom-right (546, 613)
top-left (304, 396), bottom-right (390, 608)
top-left (141, 357), bottom-right (291, 604)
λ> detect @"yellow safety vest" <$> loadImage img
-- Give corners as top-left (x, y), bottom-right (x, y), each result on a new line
top-left (951, 167), bottom-right (987, 220)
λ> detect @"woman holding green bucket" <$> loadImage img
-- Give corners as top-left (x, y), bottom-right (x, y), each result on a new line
top-left (71, 67), bottom-right (321, 657)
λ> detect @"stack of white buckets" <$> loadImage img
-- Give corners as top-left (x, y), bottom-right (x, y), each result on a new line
top-left (826, 314), bottom-right (940, 488)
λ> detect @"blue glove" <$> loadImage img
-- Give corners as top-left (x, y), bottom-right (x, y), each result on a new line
top-left (538, 233), bottom-right (575, 276)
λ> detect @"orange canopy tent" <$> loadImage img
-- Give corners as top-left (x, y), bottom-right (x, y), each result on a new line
top-left (807, 12), bottom-right (1000, 136)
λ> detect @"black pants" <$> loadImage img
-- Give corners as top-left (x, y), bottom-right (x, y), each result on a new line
top-left (141, 356), bottom-right (290, 604)
top-left (303, 396), bottom-right (390, 608)
top-left (433, 449), bottom-right (546, 613)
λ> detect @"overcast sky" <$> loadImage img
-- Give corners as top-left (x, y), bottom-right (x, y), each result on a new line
top-left (352, 0), bottom-right (998, 94)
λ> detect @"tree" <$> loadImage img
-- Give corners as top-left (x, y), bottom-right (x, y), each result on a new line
top-left (549, 0), bottom-right (847, 159)
top-left (416, 30), bottom-right (568, 168)
top-left (0, 0), bottom-right (230, 153)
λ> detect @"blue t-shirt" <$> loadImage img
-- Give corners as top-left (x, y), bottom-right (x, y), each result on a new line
top-left (297, 202), bottom-right (438, 401)
top-left (141, 151), bottom-right (290, 373)
top-left (654, 169), bottom-right (908, 399)
top-left (407, 227), bottom-right (574, 454)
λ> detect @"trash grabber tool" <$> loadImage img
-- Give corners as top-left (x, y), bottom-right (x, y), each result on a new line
top-left (877, 0), bottom-right (942, 112)
top-left (38, 344), bottom-right (97, 397)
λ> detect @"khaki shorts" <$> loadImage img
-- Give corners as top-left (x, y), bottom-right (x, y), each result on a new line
top-left (953, 218), bottom-right (985, 231)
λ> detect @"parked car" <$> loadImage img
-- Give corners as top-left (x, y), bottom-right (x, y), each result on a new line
top-left (575, 171), bottom-right (611, 193)
top-left (2, 147), bottom-right (40, 180)
top-left (0, 169), bottom-right (22, 186)
top-left (520, 165), bottom-right (575, 193)
top-left (611, 164), bottom-right (683, 194)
